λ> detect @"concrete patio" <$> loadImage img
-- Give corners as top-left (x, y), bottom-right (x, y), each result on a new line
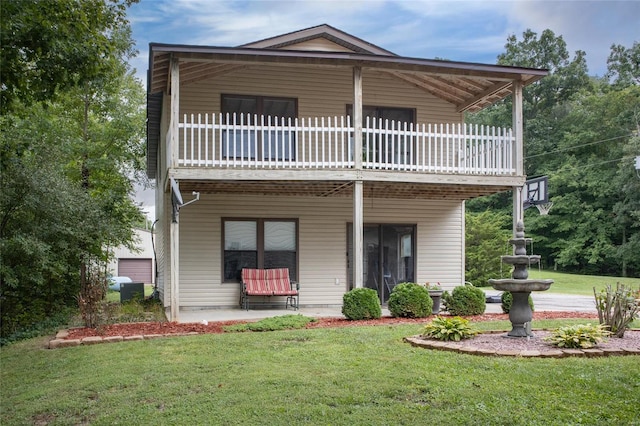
top-left (176, 291), bottom-right (597, 323)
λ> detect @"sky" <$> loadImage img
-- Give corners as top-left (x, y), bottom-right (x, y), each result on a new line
top-left (128, 0), bottom-right (639, 218)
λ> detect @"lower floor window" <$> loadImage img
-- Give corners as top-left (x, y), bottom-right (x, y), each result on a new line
top-left (223, 219), bottom-right (298, 282)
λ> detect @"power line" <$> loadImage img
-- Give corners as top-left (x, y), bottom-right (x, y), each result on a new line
top-left (525, 133), bottom-right (633, 160)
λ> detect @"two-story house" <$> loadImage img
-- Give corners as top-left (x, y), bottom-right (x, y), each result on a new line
top-left (146, 24), bottom-right (547, 320)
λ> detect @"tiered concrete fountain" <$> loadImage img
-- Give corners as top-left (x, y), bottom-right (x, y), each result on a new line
top-left (489, 221), bottom-right (554, 337)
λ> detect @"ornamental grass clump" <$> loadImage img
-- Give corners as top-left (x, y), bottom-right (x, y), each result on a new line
top-left (544, 323), bottom-right (610, 349)
top-left (342, 288), bottom-right (382, 320)
top-left (422, 316), bottom-right (478, 342)
top-left (388, 282), bottom-right (433, 318)
top-left (594, 283), bottom-right (639, 338)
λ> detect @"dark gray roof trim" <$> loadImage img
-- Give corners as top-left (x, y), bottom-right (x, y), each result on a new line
top-left (148, 43), bottom-right (548, 82)
top-left (146, 92), bottom-right (163, 179)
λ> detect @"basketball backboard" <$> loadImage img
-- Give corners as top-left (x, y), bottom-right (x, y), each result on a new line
top-left (523, 176), bottom-right (548, 209)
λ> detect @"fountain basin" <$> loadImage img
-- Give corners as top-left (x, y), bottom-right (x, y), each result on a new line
top-left (500, 255), bottom-right (541, 265)
top-left (489, 279), bottom-right (553, 292)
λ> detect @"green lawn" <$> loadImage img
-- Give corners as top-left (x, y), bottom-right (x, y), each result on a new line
top-left (2, 320), bottom-right (639, 425)
top-left (525, 270), bottom-right (640, 296)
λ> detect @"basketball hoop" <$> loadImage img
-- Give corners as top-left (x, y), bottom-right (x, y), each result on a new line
top-left (535, 202), bottom-right (553, 216)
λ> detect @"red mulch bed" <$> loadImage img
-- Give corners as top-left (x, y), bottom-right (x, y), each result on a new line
top-left (64, 311), bottom-right (598, 340)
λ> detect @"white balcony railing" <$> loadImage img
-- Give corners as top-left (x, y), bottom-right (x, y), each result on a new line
top-left (174, 114), bottom-right (515, 175)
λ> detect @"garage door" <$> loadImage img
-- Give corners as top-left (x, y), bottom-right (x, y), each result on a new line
top-left (118, 259), bottom-right (153, 284)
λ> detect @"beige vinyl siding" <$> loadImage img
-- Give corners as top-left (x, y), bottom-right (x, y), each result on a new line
top-left (176, 194), bottom-right (463, 308)
top-left (179, 65), bottom-right (461, 123)
top-left (281, 39), bottom-right (356, 52)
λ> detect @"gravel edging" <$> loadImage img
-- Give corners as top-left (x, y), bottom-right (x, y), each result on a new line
top-left (405, 329), bottom-right (640, 358)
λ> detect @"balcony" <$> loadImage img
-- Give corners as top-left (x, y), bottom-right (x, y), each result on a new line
top-left (171, 114), bottom-right (516, 176)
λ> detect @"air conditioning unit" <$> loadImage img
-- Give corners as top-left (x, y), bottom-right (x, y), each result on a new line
top-left (120, 282), bottom-right (145, 303)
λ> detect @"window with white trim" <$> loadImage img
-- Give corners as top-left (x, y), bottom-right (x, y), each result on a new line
top-left (223, 219), bottom-right (298, 282)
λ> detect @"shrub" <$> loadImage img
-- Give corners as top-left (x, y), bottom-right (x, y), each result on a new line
top-left (544, 323), bottom-right (609, 349)
top-left (223, 315), bottom-right (316, 332)
top-left (594, 283), bottom-right (639, 338)
top-left (342, 288), bottom-right (382, 320)
top-left (443, 284), bottom-right (486, 316)
top-left (501, 291), bottom-right (535, 314)
top-left (388, 282), bottom-right (433, 318)
top-left (422, 316), bottom-right (478, 341)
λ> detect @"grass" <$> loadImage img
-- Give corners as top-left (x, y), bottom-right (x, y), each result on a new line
top-left (522, 270), bottom-right (640, 296)
top-left (2, 320), bottom-right (639, 425)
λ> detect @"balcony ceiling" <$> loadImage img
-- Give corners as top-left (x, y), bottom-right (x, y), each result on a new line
top-left (148, 45), bottom-right (547, 113)
top-left (177, 179), bottom-right (511, 200)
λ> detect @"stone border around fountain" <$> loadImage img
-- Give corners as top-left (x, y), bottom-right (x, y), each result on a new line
top-left (404, 331), bottom-right (640, 357)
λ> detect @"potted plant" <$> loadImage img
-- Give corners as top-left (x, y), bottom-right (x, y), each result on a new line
top-left (425, 282), bottom-right (443, 315)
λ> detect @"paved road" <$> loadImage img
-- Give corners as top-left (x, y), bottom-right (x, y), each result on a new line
top-left (483, 290), bottom-right (596, 313)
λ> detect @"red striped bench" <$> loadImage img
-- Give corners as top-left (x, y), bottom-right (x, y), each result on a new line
top-left (240, 268), bottom-right (299, 310)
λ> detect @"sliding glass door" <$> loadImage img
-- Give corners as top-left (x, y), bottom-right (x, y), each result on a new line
top-left (347, 224), bottom-right (416, 304)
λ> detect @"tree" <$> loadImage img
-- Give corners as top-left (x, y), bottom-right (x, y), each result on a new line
top-left (0, 0), bottom-right (138, 114)
top-left (467, 31), bottom-right (640, 278)
top-left (606, 42), bottom-right (640, 87)
top-left (0, 0), bottom-right (145, 337)
top-left (465, 211), bottom-right (512, 286)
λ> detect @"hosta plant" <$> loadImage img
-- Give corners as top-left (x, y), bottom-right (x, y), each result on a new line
top-left (544, 323), bottom-right (610, 349)
top-left (421, 316), bottom-right (478, 342)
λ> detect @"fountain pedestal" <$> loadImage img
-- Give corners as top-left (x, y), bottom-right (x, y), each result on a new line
top-left (488, 221), bottom-right (553, 337)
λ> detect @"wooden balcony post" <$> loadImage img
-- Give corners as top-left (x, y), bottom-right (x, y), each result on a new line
top-left (353, 66), bottom-right (363, 170)
top-left (170, 55), bottom-right (180, 169)
top-left (352, 66), bottom-right (364, 288)
top-left (512, 79), bottom-right (524, 237)
top-left (168, 56), bottom-right (181, 320)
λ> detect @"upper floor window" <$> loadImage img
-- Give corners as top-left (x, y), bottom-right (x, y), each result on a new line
top-left (221, 94), bottom-right (297, 160)
top-left (347, 105), bottom-right (416, 165)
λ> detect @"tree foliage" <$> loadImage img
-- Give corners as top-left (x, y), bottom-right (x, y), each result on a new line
top-left (465, 210), bottom-right (511, 286)
top-left (606, 42), bottom-right (640, 87)
top-left (0, 0), bottom-right (144, 337)
top-left (0, 0), bottom-right (138, 114)
top-left (467, 30), bottom-right (640, 278)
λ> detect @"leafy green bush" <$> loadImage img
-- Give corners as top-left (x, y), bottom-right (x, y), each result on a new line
top-left (544, 323), bottom-right (609, 348)
top-left (501, 291), bottom-right (534, 314)
top-left (422, 316), bottom-right (478, 341)
top-left (223, 315), bottom-right (316, 332)
top-left (594, 283), bottom-right (639, 338)
top-left (342, 288), bottom-right (382, 320)
top-left (443, 284), bottom-right (486, 316)
top-left (388, 282), bottom-right (432, 318)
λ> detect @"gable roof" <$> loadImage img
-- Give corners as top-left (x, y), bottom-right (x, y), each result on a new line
top-left (241, 24), bottom-right (396, 55)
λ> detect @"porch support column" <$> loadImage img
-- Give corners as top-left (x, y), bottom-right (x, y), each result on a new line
top-left (352, 66), bottom-right (364, 288)
top-left (512, 79), bottom-right (524, 238)
top-left (353, 181), bottom-right (364, 288)
top-left (170, 55), bottom-right (180, 169)
top-left (169, 55), bottom-right (180, 321)
top-left (170, 215), bottom-right (179, 321)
